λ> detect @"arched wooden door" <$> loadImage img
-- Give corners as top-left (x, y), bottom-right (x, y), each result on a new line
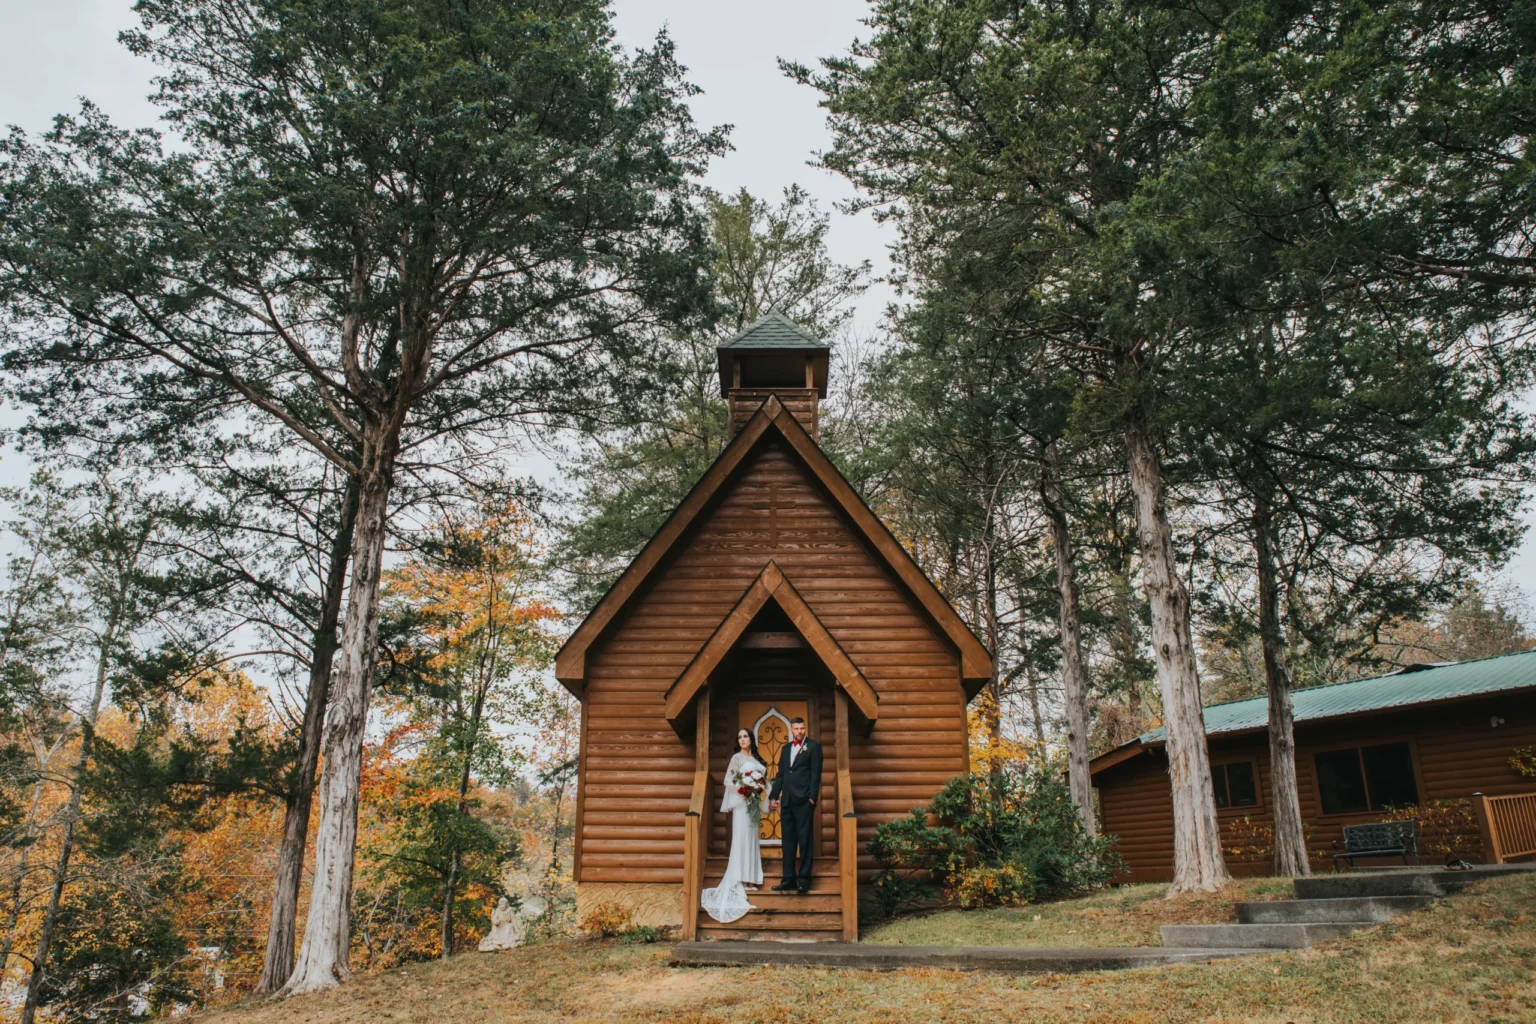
top-left (738, 700), bottom-right (807, 846)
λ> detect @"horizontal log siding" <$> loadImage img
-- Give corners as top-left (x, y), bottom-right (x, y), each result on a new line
top-left (578, 441), bottom-right (968, 885)
top-left (1097, 694), bottom-right (1536, 882)
top-left (729, 389), bottom-right (819, 439)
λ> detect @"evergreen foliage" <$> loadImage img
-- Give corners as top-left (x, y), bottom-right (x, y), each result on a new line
top-left (868, 762), bottom-right (1121, 917)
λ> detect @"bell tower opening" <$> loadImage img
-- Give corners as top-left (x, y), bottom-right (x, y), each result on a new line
top-left (716, 310), bottom-right (830, 439)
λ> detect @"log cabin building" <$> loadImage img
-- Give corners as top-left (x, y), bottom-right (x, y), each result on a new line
top-left (1091, 652), bottom-right (1536, 881)
top-left (555, 311), bottom-right (992, 941)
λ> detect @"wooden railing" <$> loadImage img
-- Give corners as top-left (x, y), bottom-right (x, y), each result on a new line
top-left (1475, 791), bottom-right (1536, 864)
top-left (838, 771), bottom-right (858, 941)
top-left (682, 770), bottom-right (708, 940)
top-left (835, 690), bottom-right (858, 942)
top-left (681, 690), bottom-right (711, 941)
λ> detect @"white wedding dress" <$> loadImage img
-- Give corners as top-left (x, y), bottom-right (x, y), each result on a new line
top-left (699, 752), bottom-right (766, 924)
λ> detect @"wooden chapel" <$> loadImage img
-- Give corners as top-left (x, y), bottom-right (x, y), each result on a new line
top-left (556, 311), bottom-right (992, 941)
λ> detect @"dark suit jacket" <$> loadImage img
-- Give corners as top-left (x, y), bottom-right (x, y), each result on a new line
top-left (769, 737), bottom-right (823, 806)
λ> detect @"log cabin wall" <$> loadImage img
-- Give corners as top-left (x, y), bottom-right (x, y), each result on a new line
top-left (1095, 693), bottom-right (1536, 883)
top-left (573, 436), bottom-right (970, 926)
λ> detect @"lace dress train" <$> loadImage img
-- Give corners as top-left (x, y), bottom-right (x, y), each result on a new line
top-left (699, 753), bottom-right (765, 924)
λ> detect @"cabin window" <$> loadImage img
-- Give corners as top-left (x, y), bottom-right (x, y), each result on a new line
top-left (1315, 743), bottom-right (1420, 815)
top-left (1211, 761), bottom-right (1258, 809)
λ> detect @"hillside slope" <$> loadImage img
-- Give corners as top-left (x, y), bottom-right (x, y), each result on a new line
top-left (197, 874), bottom-right (1536, 1024)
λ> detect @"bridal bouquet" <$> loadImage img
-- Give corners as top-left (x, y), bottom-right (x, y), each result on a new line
top-left (730, 763), bottom-right (768, 827)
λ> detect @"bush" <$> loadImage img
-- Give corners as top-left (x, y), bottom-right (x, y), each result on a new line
top-left (1380, 799), bottom-right (1484, 862)
top-left (579, 900), bottom-right (632, 938)
top-left (866, 807), bottom-right (968, 916)
top-left (868, 762), bottom-right (1122, 917)
top-left (953, 863), bottom-right (1033, 908)
top-left (619, 924), bottom-right (664, 944)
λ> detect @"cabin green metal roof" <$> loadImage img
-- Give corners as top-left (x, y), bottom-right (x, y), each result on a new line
top-left (718, 309), bottom-right (827, 350)
top-left (1135, 649), bottom-right (1536, 747)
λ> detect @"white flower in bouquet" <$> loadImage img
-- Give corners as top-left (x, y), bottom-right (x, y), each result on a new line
top-left (730, 763), bottom-right (768, 826)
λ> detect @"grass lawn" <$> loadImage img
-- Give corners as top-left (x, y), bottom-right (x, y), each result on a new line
top-left (195, 874), bottom-right (1536, 1024)
top-left (862, 876), bottom-right (1296, 947)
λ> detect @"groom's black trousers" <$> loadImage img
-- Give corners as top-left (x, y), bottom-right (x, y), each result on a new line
top-left (780, 799), bottom-right (814, 887)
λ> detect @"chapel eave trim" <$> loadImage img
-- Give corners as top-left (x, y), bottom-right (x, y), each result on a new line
top-left (554, 393), bottom-right (994, 696)
top-left (662, 560), bottom-right (880, 724)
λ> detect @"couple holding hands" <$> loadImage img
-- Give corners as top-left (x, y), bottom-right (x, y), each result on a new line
top-left (698, 717), bottom-right (822, 924)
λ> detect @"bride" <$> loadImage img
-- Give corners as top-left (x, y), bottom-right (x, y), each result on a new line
top-left (700, 728), bottom-right (767, 924)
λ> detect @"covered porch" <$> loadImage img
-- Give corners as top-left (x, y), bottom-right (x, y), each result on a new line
top-left (664, 562), bottom-right (877, 941)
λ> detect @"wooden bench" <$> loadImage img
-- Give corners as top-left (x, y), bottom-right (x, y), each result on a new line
top-left (1332, 821), bottom-right (1419, 871)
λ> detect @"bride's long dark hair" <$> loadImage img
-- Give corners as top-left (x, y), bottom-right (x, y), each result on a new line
top-left (735, 728), bottom-right (763, 765)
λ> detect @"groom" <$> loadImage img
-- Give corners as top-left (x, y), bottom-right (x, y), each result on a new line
top-left (767, 717), bottom-right (822, 894)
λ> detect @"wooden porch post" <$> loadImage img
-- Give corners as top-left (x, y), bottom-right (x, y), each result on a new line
top-left (836, 689), bottom-right (858, 941)
top-left (682, 689), bottom-right (710, 940)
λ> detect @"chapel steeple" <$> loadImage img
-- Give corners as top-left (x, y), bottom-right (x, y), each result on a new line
top-left (716, 310), bottom-right (829, 440)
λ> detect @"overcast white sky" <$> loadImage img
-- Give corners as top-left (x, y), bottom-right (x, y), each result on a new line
top-left (3, 0), bottom-right (1535, 604)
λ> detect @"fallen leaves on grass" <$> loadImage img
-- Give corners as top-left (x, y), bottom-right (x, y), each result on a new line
top-left (191, 874), bottom-right (1536, 1024)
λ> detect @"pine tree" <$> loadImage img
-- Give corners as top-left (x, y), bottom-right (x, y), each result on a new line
top-left (0, 0), bottom-right (721, 992)
top-left (795, 0), bottom-right (1235, 891)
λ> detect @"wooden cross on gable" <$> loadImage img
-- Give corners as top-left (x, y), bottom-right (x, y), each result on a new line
top-left (750, 483), bottom-right (797, 547)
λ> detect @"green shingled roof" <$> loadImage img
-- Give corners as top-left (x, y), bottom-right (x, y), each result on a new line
top-left (718, 309), bottom-right (827, 350)
top-left (1135, 649), bottom-right (1536, 747)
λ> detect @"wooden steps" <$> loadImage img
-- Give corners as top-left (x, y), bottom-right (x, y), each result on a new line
top-left (697, 856), bottom-right (845, 941)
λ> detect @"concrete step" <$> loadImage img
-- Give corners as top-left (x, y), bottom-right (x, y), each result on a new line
top-left (1160, 922), bottom-right (1365, 949)
top-left (672, 941), bottom-right (1267, 972)
top-left (1294, 863), bottom-right (1536, 900)
top-left (1237, 896), bottom-right (1433, 924)
top-left (1295, 872), bottom-right (1449, 900)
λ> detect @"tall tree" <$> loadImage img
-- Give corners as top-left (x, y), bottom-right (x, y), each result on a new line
top-left (1133, 0), bottom-right (1536, 875)
top-left (176, 459), bottom-right (362, 993)
top-left (0, 478), bottom-right (77, 979)
top-left (795, 0), bottom-right (1234, 891)
top-left (1039, 440), bottom-right (1094, 836)
top-left (0, 0), bottom-right (721, 992)
top-left (2, 473), bottom-right (198, 1024)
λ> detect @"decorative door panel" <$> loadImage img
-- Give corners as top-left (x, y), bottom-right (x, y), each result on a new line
top-left (738, 700), bottom-right (807, 846)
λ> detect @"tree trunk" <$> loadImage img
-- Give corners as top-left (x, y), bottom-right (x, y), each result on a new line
top-left (982, 501), bottom-right (1004, 777)
top-left (280, 448), bottom-right (395, 996)
top-left (439, 854), bottom-right (459, 959)
top-left (20, 650), bottom-right (110, 1024)
top-left (1024, 664), bottom-right (1046, 745)
top-left (1041, 441), bottom-right (1096, 837)
top-left (256, 478), bottom-right (360, 994)
top-left (1123, 410), bottom-right (1230, 895)
top-left (1252, 495), bottom-right (1310, 877)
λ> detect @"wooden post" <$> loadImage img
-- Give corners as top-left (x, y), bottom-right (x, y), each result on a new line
top-left (1472, 793), bottom-right (1502, 865)
top-left (682, 689), bottom-right (710, 940)
top-left (836, 690), bottom-right (858, 942)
